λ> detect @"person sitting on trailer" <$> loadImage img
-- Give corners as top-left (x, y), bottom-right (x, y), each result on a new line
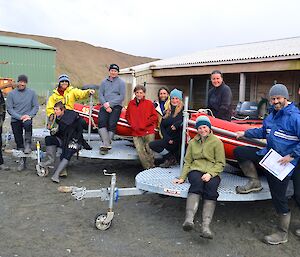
top-left (0, 86), bottom-right (9, 171)
top-left (46, 74), bottom-right (94, 150)
top-left (42, 101), bottom-right (84, 183)
top-left (149, 88), bottom-right (183, 168)
top-left (153, 87), bottom-right (170, 136)
top-left (126, 85), bottom-right (158, 169)
top-left (6, 74), bottom-right (39, 171)
top-left (98, 64), bottom-right (125, 154)
top-left (174, 116), bottom-right (225, 239)
top-left (234, 83), bottom-right (300, 245)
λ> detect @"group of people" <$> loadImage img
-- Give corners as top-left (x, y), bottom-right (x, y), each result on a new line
top-left (1, 66), bottom-right (300, 245)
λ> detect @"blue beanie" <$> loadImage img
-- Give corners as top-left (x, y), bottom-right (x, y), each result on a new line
top-left (269, 84), bottom-right (289, 99)
top-left (58, 74), bottom-right (70, 84)
top-left (195, 116), bottom-right (211, 129)
top-left (170, 88), bottom-right (183, 100)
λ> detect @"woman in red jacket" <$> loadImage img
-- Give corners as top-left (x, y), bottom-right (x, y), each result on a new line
top-left (126, 85), bottom-right (158, 169)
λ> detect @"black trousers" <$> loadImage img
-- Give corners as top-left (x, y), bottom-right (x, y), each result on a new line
top-left (98, 105), bottom-right (122, 132)
top-left (188, 170), bottom-right (221, 201)
top-left (149, 139), bottom-right (179, 156)
top-left (292, 163), bottom-right (300, 207)
top-left (0, 126), bottom-right (3, 165)
top-left (11, 120), bottom-right (32, 150)
top-left (234, 146), bottom-right (292, 214)
top-left (45, 136), bottom-right (76, 161)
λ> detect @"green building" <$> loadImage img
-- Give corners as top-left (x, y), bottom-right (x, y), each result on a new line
top-left (0, 35), bottom-right (56, 95)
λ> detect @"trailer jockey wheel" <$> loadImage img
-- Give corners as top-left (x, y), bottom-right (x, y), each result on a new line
top-left (36, 164), bottom-right (49, 177)
top-left (95, 213), bottom-right (112, 230)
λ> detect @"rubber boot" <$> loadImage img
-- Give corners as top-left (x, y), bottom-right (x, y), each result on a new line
top-left (182, 193), bottom-right (200, 231)
top-left (51, 159), bottom-right (69, 183)
top-left (82, 139), bottom-right (92, 150)
top-left (0, 164), bottom-right (10, 171)
top-left (295, 228), bottom-right (300, 237)
top-left (263, 212), bottom-right (291, 245)
top-left (53, 157), bottom-right (68, 177)
top-left (23, 131), bottom-right (32, 154)
top-left (17, 157), bottom-right (26, 172)
top-left (159, 154), bottom-right (177, 168)
top-left (109, 131), bottom-right (115, 142)
top-left (98, 128), bottom-right (111, 154)
top-left (200, 200), bottom-right (216, 239)
top-left (236, 161), bottom-right (262, 194)
top-left (41, 145), bottom-right (57, 168)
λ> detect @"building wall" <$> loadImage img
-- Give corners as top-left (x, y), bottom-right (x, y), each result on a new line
top-left (121, 69), bottom-right (300, 111)
top-left (0, 45), bottom-right (56, 95)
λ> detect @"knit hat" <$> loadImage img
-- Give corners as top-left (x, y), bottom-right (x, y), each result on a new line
top-left (17, 74), bottom-right (28, 83)
top-left (170, 88), bottom-right (183, 100)
top-left (109, 64), bottom-right (120, 72)
top-left (195, 115), bottom-right (211, 129)
top-left (269, 84), bottom-right (289, 99)
top-left (58, 74), bottom-right (70, 84)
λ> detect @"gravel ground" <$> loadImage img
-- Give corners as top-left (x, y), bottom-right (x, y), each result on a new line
top-left (0, 107), bottom-right (300, 257)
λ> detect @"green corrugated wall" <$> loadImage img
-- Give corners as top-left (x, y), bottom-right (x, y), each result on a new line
top-left (0, 45), bottom-right (56, 96)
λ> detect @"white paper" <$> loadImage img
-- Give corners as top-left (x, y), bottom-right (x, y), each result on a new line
top-left (259, 149), bottom-right (295, 181)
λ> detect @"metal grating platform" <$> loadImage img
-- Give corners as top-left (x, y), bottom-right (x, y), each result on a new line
top-left (135, 166), bottom-right (294, 201)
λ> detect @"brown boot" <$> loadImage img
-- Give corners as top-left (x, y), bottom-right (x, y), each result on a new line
top-left (200, 200), bottom-right (216, 239)
top-left (159, 154), bottom-right (177, 168)
top-left (182, 193), bottom-right (200, 231)
top-left (236, 161), bottom-right (262, 194)
top-left (263, 212), bottom-right (290, 245)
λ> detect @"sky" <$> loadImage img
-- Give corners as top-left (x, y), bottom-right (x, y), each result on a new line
top-left (1, 0), bottom-right (300, 59)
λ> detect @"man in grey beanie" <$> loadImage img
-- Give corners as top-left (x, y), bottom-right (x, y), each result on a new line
top-left (233, 83), bottom-right (300, 245)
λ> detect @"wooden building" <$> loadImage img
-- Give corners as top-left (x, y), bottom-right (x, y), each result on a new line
top-left (119, 37), bottom-right (300, 109)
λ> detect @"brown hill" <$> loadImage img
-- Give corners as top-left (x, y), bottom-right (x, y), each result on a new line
top-left (0, 30), bottom-right (157, 86)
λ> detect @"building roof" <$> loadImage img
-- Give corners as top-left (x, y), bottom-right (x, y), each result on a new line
top-left (0, 35), bottom-right (56, 51)
top-left (120, 36), bottom-right (300, 74)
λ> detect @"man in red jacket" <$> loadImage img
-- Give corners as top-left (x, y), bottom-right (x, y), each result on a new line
top-left (126, 85), bottom-right (158, 169)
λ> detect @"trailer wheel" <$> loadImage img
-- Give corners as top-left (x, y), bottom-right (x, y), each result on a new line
top-left (95, 213), bottom-right (112, 230)
top-left (36, 165), bottom-right (49, 177)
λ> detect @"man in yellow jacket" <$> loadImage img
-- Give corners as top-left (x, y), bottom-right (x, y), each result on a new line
top-left (46, 74), bottom-right (95, 118)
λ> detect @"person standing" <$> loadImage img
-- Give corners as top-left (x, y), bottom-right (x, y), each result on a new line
top-left (6, 75), bottom-right (39, 171)
top-left (207, 70), bottom-right (232, 121)
top-left (149, 88), bottom-right (183, 168)
top-left (234, 84), bottom-right (300, 244)
top-left (0, 87), bottom-right (9, 170)
top-left (98, 64), bottom-right (125, 154)
top-left (126, 85), bottom-right (158, 169)
top-left (173, 116), bottom-right (225, 239)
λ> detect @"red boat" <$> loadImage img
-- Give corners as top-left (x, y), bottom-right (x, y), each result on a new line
top-left (74, 103), bottom-right (265, 161)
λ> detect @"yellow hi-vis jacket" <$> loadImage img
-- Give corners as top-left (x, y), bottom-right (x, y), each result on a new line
top-left (46, 86), bottom-right (91, 117)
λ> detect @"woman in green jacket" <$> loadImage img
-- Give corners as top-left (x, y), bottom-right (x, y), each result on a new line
top-left (174, 115), bottom-right (225, 239)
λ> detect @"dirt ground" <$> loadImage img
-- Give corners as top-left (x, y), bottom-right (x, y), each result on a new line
top-left (1, 108), bottom-right (300, 257)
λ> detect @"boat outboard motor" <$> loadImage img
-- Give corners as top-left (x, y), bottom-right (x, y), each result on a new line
top-left (235, 101), bottom-right (259, 119)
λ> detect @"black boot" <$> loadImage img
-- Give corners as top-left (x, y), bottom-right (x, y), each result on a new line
top-left (23, 131), bottom-right (32, 154)
top-left (82, 139), bottom-right (92, 150)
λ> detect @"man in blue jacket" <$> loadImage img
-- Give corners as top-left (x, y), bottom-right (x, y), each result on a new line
top-left (234, 84), bottom-right (300, 245)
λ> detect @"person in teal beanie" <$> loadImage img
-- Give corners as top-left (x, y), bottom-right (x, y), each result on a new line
top-left (174, 115), bottom-right (225, 239)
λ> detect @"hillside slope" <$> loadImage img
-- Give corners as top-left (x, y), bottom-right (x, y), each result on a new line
top-left (0, 31), bottom-right (157, 86)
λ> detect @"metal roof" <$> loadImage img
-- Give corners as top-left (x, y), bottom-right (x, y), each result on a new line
top-left (120, 36), bottom-right (300, 74)
top-left (0, 35), bottom-right (56, 50)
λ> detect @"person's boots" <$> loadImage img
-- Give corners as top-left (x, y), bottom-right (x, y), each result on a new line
top-left (98, 128), bottom-right (111, 154)
top-left (263, 212), bottom-right (291, 245)
top-left (182, 193), bottom-right (200, 231)
top-left (295, 227), bottom-right (300, 237)
top-left (23, 131), bottom-right (32, 154)
top-left (17, 157), bottom-right (26, 172)
top-left (51, 159), bottom-right (69, 183)
top-left (53, 157), bottom-right (68, 177)
top-left (41, 145), bottom-right (57, 168)
top-left (236, 161), bottom-right (263, 194)
top-left (200, 200), bottom-right (216, 239)
top-left (160, 154), bottom-right (177, 168)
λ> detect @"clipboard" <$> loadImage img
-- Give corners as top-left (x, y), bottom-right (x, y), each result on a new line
top-left (259, 149), bottom-right (295, 181)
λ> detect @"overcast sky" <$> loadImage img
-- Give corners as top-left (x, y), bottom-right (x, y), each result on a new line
top-left (1, 0), bottom-right (299, 59)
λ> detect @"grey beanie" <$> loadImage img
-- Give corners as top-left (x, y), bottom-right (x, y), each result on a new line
top-left (269, 84), bottom-right (289, 99)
